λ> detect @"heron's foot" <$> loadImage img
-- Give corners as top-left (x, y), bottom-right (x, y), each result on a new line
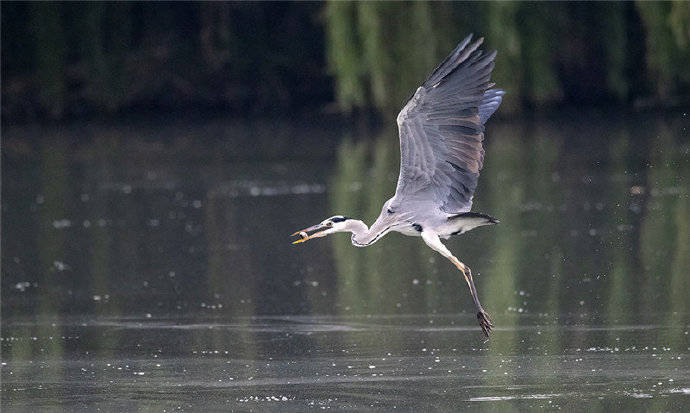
top-left (477, 309), bottom-right (493, 337)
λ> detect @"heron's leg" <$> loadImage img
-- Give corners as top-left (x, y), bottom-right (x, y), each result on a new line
top-left (449, 258), bottom-right (482, 310)
top-left (421, 232), bottom-right (493, 337)
top-left (448, 257), bottom-right (493, 337)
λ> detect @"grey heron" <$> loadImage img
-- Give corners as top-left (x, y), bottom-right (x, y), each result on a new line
top-left (292, 34), bottom-right (504, 337)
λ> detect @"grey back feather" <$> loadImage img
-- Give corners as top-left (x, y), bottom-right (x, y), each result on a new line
top-left (392, 34), bottom-right (503, 214)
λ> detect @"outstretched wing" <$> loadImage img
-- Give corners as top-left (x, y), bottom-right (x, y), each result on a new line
top-left (392, 34), bottom-right (503, 214)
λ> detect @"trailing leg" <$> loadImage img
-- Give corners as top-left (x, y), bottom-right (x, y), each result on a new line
top-left (421, 232), bottom-right (493, 337)
top-left (448, 257), bottom-right (493, 337)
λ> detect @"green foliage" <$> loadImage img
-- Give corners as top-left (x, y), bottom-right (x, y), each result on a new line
top-left (3, 3), bottom-right (326, 121)
top-left (325, 1), bottom-right (689, 115)
top-left (31, 3), bottom-right (67, 118)
top-left (80, 3), bottom-right (132, 112)
top-left (637, 0), bottom-right (690, 97)
top-left (325, 2), bottom-right (365, 110)
top-left (2, 2), bottom-right (689, 121)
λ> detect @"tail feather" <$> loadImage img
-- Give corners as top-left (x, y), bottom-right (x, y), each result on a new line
top-left (447, 211), bottom-right (499, 236)
top-left (448, 211), bottom-right (499, 224)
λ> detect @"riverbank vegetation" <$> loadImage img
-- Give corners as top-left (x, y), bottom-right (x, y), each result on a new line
top-left (2, 2), bottom-right (688, 123)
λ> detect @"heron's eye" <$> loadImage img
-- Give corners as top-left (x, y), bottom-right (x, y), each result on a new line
top-left (326, 222), bottom-right (333, 227)
top-left (387, 208), bottom-right (394, 214)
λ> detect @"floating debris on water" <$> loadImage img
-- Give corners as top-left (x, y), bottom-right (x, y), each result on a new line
top-left (52, 219), bottom-right (72, 229)
top-left (14, 282), bottom-right (34, 292)
top-left (53, 261), bottom-right (70, 271)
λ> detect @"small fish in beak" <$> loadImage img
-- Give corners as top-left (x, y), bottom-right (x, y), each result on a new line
top-left (290, 223), bottom-right (331, 244)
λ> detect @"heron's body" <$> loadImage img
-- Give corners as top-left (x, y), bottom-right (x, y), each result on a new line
top-left (292, 34), bottom-right (504, 337)
top-left (349, 211), bottom-right (498, 246)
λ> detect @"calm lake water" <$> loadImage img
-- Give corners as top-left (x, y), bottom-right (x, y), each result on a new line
top-left (2, 111), bottom-right (689, 411)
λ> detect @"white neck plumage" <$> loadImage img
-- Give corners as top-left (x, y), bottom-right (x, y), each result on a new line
top-left (345, 219), bottom-right (388, 247)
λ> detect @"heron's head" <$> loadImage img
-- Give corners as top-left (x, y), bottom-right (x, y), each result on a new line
top-left (291, 215), bottom-right (352, 244)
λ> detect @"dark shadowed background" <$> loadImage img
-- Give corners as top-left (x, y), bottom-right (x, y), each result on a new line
top-left (2, 1), bottom-right (690, 121)
top-left (2, 2), bottom-right (689, 411)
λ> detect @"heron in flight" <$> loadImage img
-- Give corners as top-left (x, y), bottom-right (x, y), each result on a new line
top-left (292, 35), bottom-right (504, 337)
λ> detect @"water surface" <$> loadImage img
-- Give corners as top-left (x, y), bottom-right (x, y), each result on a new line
top-left (2, 112), bottom-right (688, 410)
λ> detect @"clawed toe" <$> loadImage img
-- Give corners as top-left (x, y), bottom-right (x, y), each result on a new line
top-left (477, 310), bottom-right (493, 337)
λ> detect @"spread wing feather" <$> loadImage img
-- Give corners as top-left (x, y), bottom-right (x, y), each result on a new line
top-left (392, 34), bottom-right (504, 213)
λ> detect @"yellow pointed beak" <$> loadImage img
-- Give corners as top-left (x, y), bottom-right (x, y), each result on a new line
top-left (291, 235), bottom-right (317, 244)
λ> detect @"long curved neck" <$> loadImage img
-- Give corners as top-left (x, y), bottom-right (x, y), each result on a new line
top-left (347, 219), bottom-right (383, 247)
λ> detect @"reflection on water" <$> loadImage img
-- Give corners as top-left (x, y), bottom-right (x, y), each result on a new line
top-left (2, 112), bottom-right (689, 410)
